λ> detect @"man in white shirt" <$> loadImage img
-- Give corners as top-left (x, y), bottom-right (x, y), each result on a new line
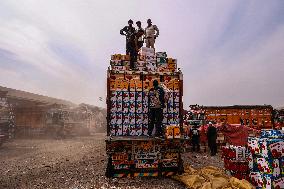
top-left (145, 19), bottom-right (159, 49)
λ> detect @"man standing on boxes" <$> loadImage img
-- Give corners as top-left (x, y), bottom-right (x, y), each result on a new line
top-left (145, 19), bottom-right (159, 49)
top-left (135, 21), bottom-right (144, 50)
top-left (120, 19), bottom-right (137, 69)
top-left (148, 80), bottom-right (165, 138)
top-left (207, 122), bottom-right (217, 156)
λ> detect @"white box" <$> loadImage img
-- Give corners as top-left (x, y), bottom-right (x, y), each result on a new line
top-left (136, 60), bottom-right (146, 67)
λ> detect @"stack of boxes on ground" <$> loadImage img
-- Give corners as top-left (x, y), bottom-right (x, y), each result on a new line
top-left (109, 47), bottom-right (181, 138)
top-left (248, 129), bottom-right (284, 189)
top-left (221, 145), bottom-right (250, 180)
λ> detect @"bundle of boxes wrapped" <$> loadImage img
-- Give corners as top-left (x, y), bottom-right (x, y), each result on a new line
top-left (222, 129), bottom-right (284, 188)
top-left (110, 47), bottom-right (177, 72)
top-left (221, 145), bottom-right (250, 180)
top-left (109, 47), bottom-right (181, 138)
top-left (247, 129), bottom-right (284, 189)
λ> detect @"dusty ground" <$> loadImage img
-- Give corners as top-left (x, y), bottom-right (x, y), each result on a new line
top-left (0, 134), bottom-right (224, 189)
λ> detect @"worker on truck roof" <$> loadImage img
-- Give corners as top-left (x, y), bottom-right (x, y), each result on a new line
top-left (145, 19), bottom-right (159, 49)
top-left (120, 19), bottom-right (137, 69)
top-left (135, 21), bottom-right (144, 51)
top-left (148, 80), bottom-right (165, 138)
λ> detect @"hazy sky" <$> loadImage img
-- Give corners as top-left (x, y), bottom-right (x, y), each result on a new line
top-left (0, 0), bottom-right (283, 108)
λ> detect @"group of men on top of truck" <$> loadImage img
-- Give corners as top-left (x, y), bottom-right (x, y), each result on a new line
top-left (119, 19), bottom-right (166, 139)
top-left (120, 19), bottom-right (159, 69)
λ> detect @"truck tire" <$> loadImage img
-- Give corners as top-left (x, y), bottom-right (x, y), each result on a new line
top-left (105, 157), bottom-right (113, 178)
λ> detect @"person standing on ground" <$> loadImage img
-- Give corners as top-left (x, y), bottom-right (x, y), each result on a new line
top-left (148, 80), bottom-right (165, 138)
top-left (207, 122), bottom-right (217, 156)
top-left (145, 19), bottom-right (159, 49)
top-left (135, 21), bottom-right (144, 51)
top-left (120, 19), bottom-right (137, 69)
top-left (190, 123), bottom-right (200, 152)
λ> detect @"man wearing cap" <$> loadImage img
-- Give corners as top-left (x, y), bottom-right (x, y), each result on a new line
top-left (145, 19), bottom-right (159, 49)
top-left (148, 80), bottom-right (165, 138)
top-left (120, 19), bottom-right (137, 69)
top-left (207, 122), bottom-right (217, 156)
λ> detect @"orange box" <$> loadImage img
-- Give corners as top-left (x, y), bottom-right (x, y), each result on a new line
top-left (168, 63), bottom-right (177, 69)
top-left (135, 80), bottom-right (143, 91)
top-left (173, 126), bottom-right (181, 138)
top-left (122, 80), bottom-right (129, 91)
top-left (167, 58), bottom-right (177, 64)
top-left (165, 125), bottom-right (180, 139)
top-left (110, 80), bottom-right (116, 91)
top-left (121, 55), bottom-right (130, 61)
top-left (129, 80), bottom-right (136, 91)
top-left (166, 80), bottom-right (174, 91)
top-left (115, 79), bottom-right (123, 90)
top-left (143, 81), bottom-right (150, 91)
top-left (173, 80), bottom-right (180, 91)
top-left (165, 125), bottom-right (174, 139)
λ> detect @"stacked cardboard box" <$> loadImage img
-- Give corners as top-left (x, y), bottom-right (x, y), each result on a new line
top-left (221, 145), bottom-right (250, 180)
top-left (109, 48), bottom-right (181, 137)
top-left (139, 47), bottom-right (156, 72)
top-left (110, 54), bottom-right (130, 71)
top-left (156, 52), bottom-right (167, 72)
top-left (165, 125), bottom-right (181, 139)
top-left (110, 47), bottom-right (179, 73)
top-left (167, 58), bottom-right (177, 72)
top-left (247, 129), bottom-right (284, 189)
top-left (109, 74), bottom-right (181, 136)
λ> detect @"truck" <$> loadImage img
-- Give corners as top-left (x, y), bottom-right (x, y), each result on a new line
top-left (0, 91), bottom-right (15, 146)
top-left (105, 47), bottom-right (184, 177)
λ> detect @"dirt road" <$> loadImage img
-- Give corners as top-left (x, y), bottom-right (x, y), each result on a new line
top-left (0, 134), bottom-right (223, 189)
top-left (0, 134), bottom-right (183, 189)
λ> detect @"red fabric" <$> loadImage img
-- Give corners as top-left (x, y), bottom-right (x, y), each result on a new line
top-left (218, 124), bottom-right (253, 146)
top-left (199, 125), bottom-right (208, 143)
top-left (198, 124), bottom-right (260, 145)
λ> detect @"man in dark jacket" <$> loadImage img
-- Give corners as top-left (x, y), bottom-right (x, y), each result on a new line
top-left (120, 19), bottom-right (137, 69)
top-left (207, 122), bottom-right (217, 156)
top-left (148, 80), bottom-right (165, 138)
top-left (135, 21), bottom-right (144, 50)
top-left (190, 123), bottom-right (200, 152)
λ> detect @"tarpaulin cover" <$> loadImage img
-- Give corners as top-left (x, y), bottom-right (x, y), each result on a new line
top-left (172, 165), bottom-right (254, 189)
top-left (199, 124), bottom-right (256, 146)
top-left (218, 125), bottom-right (257, 146)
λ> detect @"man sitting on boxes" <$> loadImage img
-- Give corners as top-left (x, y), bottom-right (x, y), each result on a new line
top-left (120, 19), bottom-right (137, 69)
top-left (145, 19), bottom-right (159, 49)
top-left (148, 80), bottom-right (165, 138)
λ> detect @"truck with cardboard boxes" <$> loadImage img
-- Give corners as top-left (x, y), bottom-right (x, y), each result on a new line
top-left (105, 47), bottom-right (184, 177)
